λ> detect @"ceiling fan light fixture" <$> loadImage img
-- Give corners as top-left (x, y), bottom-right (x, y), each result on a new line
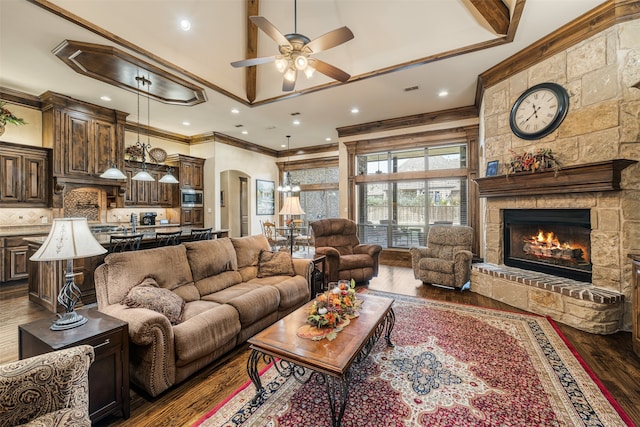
top-left (304, 65), bottom-right (315, 79)
top-left (293, 54), bottom-right (308, 70)
top-left (284, 68), bottom-right (297, 82)
top-left (275, 57), bottom-right (288, 73)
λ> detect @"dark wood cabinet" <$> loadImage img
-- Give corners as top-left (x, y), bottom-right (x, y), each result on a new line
top-left (123, 163), bottom-right (173, 207)
top-left (19, 308), bottom-right (130, 423)
top-left (181, 207), bottom-right (204, 226)
top-left (41, 91), bottom-right (127, 207)
top-left (0, 143), bottom-right (49, 206)
top-left (2, 235), bottom-right (47, 284)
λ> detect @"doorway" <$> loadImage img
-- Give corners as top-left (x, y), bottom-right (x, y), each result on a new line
top-left (240, 177), bottom-right (248, 236)
top-left (219, 170), bottom-right (250, 237)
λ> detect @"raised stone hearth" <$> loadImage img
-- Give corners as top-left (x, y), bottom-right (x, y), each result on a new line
top-left (471, 263), bottom-right (623, 334)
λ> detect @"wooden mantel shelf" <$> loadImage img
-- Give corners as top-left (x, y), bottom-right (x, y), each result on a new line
top-left (474, 159), bottom-right (637, 198)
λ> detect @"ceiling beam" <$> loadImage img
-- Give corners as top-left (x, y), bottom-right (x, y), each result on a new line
top-left (467, 0), bottom-right (510, 35)
top-left (245, 0), bottom-right (259, 103)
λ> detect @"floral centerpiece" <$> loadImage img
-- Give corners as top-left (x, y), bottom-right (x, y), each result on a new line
top-left (0, 101), bottom-right (27, 136)
top-left (507, 148), bottom-right (560, 174)
top-left (299, 279), bottom-right (363, 341)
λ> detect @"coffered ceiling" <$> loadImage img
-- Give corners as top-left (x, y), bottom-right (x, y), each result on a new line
top-left (0, 0), bottom-right (605, 151)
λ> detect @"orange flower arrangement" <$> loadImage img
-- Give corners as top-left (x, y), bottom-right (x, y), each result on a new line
top-left (307, 279), bottom-right (362, 329)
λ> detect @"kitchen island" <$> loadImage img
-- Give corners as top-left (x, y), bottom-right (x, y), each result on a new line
top-left (25, 227), bottom-right (229, 313)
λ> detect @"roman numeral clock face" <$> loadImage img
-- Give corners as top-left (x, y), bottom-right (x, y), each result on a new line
top-left (509, 82), bottom-right (569, 140)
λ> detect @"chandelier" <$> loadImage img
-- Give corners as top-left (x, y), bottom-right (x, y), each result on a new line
top-left (277, 135), bottom-right (300, 192)
top-left (131, 76), bottom-right (178, 184)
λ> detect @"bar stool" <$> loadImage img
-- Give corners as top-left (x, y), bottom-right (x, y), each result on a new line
top-left (155, 230), bottom-right (182, 247)
top-left (109, 234), bottom-right (143, 253)
top-left (190, 228), bottom-right (212, 241)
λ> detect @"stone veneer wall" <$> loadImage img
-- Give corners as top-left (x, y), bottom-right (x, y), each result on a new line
top-left (476, 19), bottom-right (640, 333)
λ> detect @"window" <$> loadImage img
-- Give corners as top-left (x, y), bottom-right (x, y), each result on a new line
top-left (356, 144), bottom-right (468, 248)
top-left (282, 164), bottom-right (339, 222)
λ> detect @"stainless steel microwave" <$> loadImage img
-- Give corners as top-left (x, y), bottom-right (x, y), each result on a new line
top-left (181, 189), bottom-right (203, 207)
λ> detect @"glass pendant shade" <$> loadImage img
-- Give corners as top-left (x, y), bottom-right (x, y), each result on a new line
top-left (159, 171), bottom-right (179, 184)
top-left (132, 169), bottom-right (155, 181)
top-left (100, 163), bottom-right (127, 179)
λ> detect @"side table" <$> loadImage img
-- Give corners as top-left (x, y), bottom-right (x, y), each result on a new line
top-left (311, 255), bottom-right (327, 296)
top-left (19, 307), bottom-right (130, 423)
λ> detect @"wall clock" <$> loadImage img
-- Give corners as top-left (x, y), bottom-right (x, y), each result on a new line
top-left (509, 82), bottom-right (569, 140)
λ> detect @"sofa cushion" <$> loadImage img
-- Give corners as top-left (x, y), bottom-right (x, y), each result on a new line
top-left (121, 279), bottom-right (185, 325)
top-left (184, 238), bottom-right (237, 282)
top-left (339, 253), bottom-right (375, 270)
top-left (102, 245), bottom-right (196, 305)
top-left (231, 234), bottom-right (271, 268)
top-left (193, 270), bottom-right (243, 297)
top-left (203, 283), bottom-right (280, 327)
top-left (418, 257), bottom-right (455, 274)
top-left (172, 304), bottom-right (240, 363)
top-left (250, 275), bottom-right (310, 311)
top-left (257, 250), bottom-right (295, 278)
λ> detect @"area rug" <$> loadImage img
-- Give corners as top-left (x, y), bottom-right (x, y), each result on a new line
top-left (194, 291), bottom-right (634, 427)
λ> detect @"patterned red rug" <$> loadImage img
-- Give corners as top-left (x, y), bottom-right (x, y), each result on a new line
top-left (194, 292), bottom-right (634, 427)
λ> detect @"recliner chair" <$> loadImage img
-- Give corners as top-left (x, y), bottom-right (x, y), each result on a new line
top-left (409, 225), bottom-right (473, 289)
top-left (311, 218), bottom-right (382, 284)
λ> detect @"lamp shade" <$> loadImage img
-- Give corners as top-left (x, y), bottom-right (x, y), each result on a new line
top-left (279, 196), bottom-right (305, 216)
top-left (100, 164), bottom-right (127, 179)
top-left (132, 170), bottom-right (155, 181)
top-left (30, 218), bottom-right (107, 262)
top-left (159, 171), bottom-right (179, 184)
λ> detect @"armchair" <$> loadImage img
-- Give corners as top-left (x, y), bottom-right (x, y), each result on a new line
top-left (409, 225), bottom-right (473, 289)
top-left (311, 218), bottom-right (382, 283)
top-left (0, 345), bottom-right (94, 427)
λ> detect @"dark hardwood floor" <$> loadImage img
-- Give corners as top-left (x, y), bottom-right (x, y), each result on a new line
top-left (2, 265), bottom-right (639, 426)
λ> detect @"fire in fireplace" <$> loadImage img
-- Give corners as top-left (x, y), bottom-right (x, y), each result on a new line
top-left (504, 209), bottom-right (592, 282)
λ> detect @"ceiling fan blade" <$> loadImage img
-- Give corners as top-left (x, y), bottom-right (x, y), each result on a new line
top-left (311, 59), bottom-right (351, 83)
top-left (282, 73), bottom-right (297, 92)
top-left (305, 26), bottom-right (354, 53)
top-left (249, 16), bottom-right (291, 48)
top-left (231, 56), bottom-right (276, 68)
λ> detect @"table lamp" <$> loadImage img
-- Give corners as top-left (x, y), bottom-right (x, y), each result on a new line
top-left (279, 196), bottom-right (305, 254)
top-left (29, 218), bottom-right (107, 331)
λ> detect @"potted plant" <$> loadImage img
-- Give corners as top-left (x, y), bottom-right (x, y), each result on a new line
top-left (0, 101), bottom-right (27, 136)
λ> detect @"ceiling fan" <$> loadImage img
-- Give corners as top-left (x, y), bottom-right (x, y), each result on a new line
top-left (231, 0), bottom-right (354, 92)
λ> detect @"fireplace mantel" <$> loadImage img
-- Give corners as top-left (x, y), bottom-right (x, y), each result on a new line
top-left (475, 159), bottom-right (636, 198)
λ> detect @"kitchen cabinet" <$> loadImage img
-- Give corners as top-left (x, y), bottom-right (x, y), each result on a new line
top-left (123, 162), bottom-right (173, 207)
top-left (0, 143), bottom-right (50, 206)
top-left (41, 91), bottom-right (127, 207)
top-left (167, 154), bottom-right (205, 191)
top-left (181, 207), bottom-right (204, 226)
top-left (167, 154), bottom-right (205, 226)
top-left (2, 235), bottom-right (47, 284)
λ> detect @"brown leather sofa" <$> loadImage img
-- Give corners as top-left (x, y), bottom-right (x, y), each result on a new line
top-left (311, 218), bottom-right (382, 283)
top-left (94, 234), bottom-right (312, 397)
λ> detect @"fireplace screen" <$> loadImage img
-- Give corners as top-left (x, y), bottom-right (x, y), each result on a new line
top-left (504, 209), bottom-right (591, 282)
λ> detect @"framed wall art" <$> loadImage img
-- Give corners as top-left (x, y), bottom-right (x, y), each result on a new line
top-left (486, 160), bottom-right (499, 177)
top-left (256, 179), bottom-right (275, 215)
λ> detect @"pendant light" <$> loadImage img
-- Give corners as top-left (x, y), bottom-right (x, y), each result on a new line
top-left (132, 76), bottom-right (155, 182)
top-left (159, 166), bottom-right (179, 184)
top-left (277, 135), bottom-right (300, 193)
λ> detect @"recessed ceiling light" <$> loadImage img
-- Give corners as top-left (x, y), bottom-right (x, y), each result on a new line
top-left (438, 90), bottom-right (449, 97)
top-left (351, 107), bottom-right (359, 114)
top-left (231, 108), bottom-right (240, 114)
top-left (292, 119), bottom-right (301, 125)
top-left (325, 137), bottom-right (331, 142)
top-left (182, 121), bottom-right (190, 126)
top-left (180, 19), bottom-right (191, 31)
top-left (100, 96), bottom-right (111, 101)
top-left (241, 130), bottom-right (248, 135)
top-left (281, 144), bottom-right (287, 148)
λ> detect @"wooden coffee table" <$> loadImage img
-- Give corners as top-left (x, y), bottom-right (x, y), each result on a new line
top-left (247, 293), bottom-right (395, 427)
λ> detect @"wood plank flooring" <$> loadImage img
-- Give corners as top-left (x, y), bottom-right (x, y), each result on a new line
top-left (1, 265), bottom-right (639, 426)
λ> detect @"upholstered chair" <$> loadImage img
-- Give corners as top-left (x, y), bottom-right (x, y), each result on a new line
top-left (311, 218), bottom-right (382, 283)
top-left (409, 225), bottom-right (473, 289)
top-left (0, 345), bottom-right (94, 427)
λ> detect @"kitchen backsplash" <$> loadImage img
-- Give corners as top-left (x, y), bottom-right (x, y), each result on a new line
top-left (0, 207), bottom-right (180, 226)
top-left (0, 208), bottom-right (53, 226)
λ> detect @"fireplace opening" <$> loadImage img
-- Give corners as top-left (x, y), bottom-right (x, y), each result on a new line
top-left (504, 209), bottom-right (592, 282)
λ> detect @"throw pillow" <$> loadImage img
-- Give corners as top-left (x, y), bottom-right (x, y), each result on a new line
top-left (257, 249), bottom-right (295, 278)
top-left (121, 278), bottom-right (185, 324)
